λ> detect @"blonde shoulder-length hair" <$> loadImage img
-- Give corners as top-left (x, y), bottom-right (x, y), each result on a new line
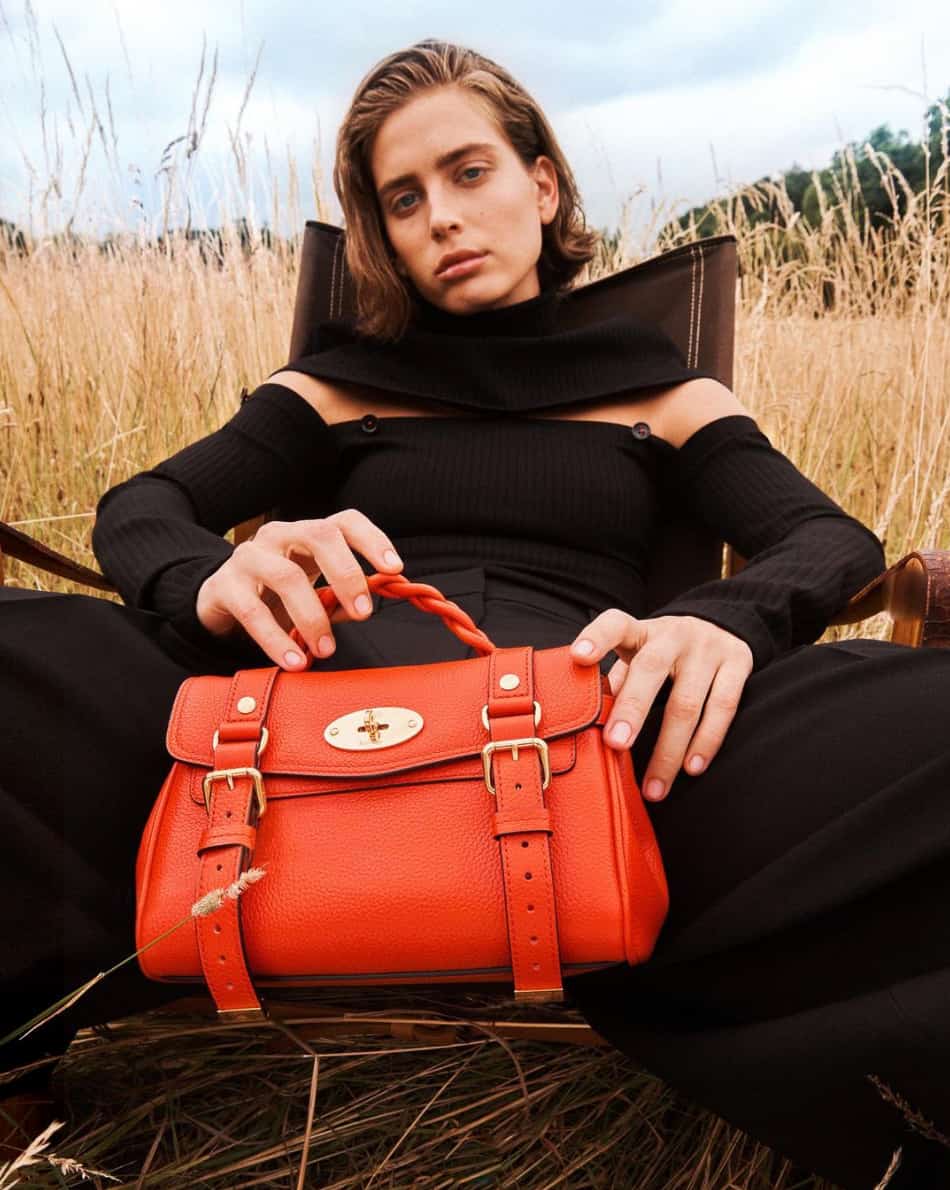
top-left (332, 38), bottom-right (601, 342)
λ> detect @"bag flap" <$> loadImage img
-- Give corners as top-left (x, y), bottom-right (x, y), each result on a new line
top-left (167, 643), bottom-right (603, 778)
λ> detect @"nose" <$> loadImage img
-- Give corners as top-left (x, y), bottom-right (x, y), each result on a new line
top-left (429, 192), bottom-right (461, 239)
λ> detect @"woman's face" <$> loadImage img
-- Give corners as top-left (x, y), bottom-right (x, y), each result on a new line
top-left (370, 86), bottom-right (559, 314)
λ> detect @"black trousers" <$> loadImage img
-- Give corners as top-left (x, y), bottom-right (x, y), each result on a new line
top-left (2, 568), bottom-right (949, 1190)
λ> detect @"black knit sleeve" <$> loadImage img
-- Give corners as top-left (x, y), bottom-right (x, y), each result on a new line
top-left (91, 382), bottom-right (338, 668)
top-left (644, 414), bottom-right (886, 672)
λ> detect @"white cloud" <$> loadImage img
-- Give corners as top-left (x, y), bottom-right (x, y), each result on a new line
top-left (0, 0), bottom-right (947, 239)
top-left (560, 7), bottom-right (949, 235)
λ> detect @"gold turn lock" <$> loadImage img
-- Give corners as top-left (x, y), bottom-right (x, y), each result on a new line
top-left (324, 706), bottom-right (424, 750)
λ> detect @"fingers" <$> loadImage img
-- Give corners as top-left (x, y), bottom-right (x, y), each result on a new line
top-left (227, 542), bottom-right (337, 667)
top-left (329, 507), bottom-right (405, 582)
top-left (571, 608), bottom-right (646, 668)
top-left (255, 513), bottom-right (399, 624)
top-left (681, 661), bottom-right (748, 773)
top-left (571, 610), bottom-right (754, 804)
top-left (318, 510), bottom-right (405, 626)
top-left (603, 641), bottom-right (677, 751)
top-left (637, 656), bottom-right (714, 801)
top-left (570, 609), bottom-right (670, 753)
top-left (248, 512), bottom-right (404, 660)
top-left (642, 660), bottom-right (749, 801)
top-left (605, 656), bottom-right (629, 697)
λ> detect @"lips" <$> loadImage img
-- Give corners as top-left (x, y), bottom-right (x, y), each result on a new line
top-left (436, 251), bottom-right (486, 277)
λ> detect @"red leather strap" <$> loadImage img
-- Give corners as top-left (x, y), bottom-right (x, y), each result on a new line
top-left (197, 824), bottom-right (258, 854)
top-left (491, 809), bottom-right (552, 838)
top-left (195, 665), bottom-right (280, 1018)
top-left (485, 646), bottom-right (564, 1002)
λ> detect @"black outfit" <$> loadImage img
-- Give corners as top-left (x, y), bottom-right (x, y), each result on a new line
top-left (2, 287), bottom-right (948, 1189)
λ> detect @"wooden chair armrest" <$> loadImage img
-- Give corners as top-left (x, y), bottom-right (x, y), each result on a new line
top-left (0, 520), bottom-right (116, 593)
top-left (85, 993), bottom-right (610, 1048)
top-left (828, 549), bottom-right (950, 648)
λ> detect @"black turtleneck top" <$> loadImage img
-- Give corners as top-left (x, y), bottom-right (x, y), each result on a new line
top-left (91, 285), bottom-right (886, 673)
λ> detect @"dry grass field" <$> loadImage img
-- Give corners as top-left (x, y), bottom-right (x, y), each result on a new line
top-left (0, 49), bottom-right (947, 1190)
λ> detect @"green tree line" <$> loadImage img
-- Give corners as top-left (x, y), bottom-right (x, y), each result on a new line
top-left (670, 90), bottom-right (949, 239)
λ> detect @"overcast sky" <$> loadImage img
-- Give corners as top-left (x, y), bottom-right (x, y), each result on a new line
top-left (1, 0), bottom-right (948, 245)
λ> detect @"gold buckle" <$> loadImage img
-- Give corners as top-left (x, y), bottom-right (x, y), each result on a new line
top-left (202, 766), bottom-right (267, 817)
top-left (481, 737), bottom-right (550, 797)
top-left (481, 702), bottom-right (540, 731)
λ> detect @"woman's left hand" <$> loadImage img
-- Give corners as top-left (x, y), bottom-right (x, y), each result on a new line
top-left (570, 610), bottom-right (754, 802)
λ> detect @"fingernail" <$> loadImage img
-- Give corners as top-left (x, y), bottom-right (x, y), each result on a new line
top-left (645, 778), bottom-right (665, 801)
top-left (688, 755), bottom-right (705, 774)
top-left (384, 550), bottom-right (402, 567)
top-left (608, 721), bottom-right (631, 745)
top-left (573, 639), bottom-right (594, 656)
top-left (284, 650), bottom-right (304, 667)
top-left (355, 594), bottom-right (372, 615)
top-left (317, 635), bottom-right (335, 657)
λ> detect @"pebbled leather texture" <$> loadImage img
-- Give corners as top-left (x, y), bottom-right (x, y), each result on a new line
top-left (135, 577), bottom-right (670, 1015)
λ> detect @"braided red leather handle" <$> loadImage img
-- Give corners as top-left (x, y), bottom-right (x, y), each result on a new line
top-left (287, 571), bottom-right (497, 665)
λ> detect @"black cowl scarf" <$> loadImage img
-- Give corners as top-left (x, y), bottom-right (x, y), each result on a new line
top-left (270, 284), bottom-right (719, 413)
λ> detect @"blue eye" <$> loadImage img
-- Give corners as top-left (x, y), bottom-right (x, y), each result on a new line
top-left (391, 166), bottom-right (486, 214)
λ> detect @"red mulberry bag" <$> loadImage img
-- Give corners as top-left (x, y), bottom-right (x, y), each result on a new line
top-left (135, 571), bottom-right (670, 1020)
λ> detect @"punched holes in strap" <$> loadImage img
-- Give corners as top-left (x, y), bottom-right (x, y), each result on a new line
top-left (194, 666), bottom-right (280, 1018)
top-left (486, 646), bottom-right (564, 1002)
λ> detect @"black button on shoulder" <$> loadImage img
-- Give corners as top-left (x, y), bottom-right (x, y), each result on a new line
top-left (361, 413), bottom-right (379, 433)
top-left (631, 421), bottom-right (651, 440)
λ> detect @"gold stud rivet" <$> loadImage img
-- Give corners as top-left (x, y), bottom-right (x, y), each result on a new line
top-left (499, 673), bottom-right (520, 690)
top-left (237, 696), bottom-right (257, 714)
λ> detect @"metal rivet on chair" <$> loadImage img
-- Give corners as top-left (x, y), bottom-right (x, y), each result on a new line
top-left (237, 696), bottom-right (257, 714)
top-left (499, 673), bottom-right (520, 690)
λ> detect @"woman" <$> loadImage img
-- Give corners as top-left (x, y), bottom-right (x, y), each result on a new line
top-left (1, 38), bottom-right (948, 1188)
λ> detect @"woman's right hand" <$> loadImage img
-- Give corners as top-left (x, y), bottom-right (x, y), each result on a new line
top-left (195, 509), bottom-right (404, 670)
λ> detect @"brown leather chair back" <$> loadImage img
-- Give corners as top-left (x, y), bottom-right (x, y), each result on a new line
top-left (240, 220), bottom-right (739, 612)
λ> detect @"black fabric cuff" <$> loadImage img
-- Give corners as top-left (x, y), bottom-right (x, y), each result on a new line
top-left (158, 555), bottom-right (273, 673)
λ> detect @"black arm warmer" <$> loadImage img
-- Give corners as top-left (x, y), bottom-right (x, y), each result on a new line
top-left (91, 383), bottom-right (336, 666)
top-left (646, 415), bottom-right (886, 671)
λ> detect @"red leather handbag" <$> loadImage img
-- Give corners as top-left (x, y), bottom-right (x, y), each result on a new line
top-left (136, 571), bottom-right (670, 1020)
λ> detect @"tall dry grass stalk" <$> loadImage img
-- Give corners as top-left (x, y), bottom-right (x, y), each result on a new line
top-left (0, 30), bottom-right (947, 1188)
